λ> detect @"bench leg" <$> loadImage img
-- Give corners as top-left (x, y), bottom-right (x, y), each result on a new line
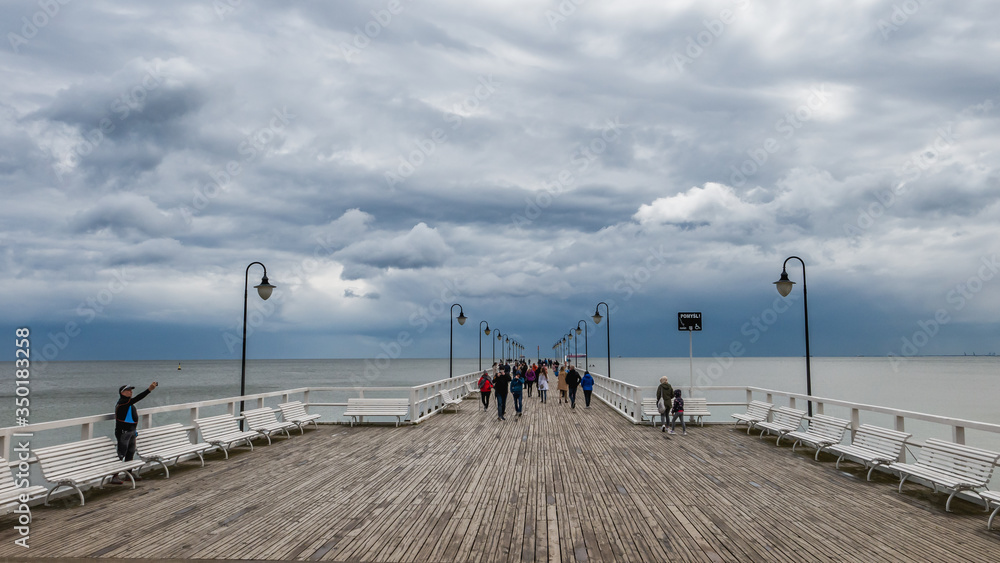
top-left (898, 474), bottom-right (909, 493)
top-left (989, 504), bottom-right (1000, 530)
top-left (44, 483), bottom-right (84, 507)
top-left (196, 452), bottom-right (205, 467)
top-left (155, 459), bottom-right (170, 479)
top-left (945, 490), bottom-right (959, 513)
top-left (866, 464), bottom-right (878, 481)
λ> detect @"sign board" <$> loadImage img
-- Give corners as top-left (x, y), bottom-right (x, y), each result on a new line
top-left (677, 312), bottom-right (702, 331)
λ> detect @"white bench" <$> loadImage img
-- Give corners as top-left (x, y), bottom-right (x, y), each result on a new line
top-left (242, 407), bottom-right (296, 444)
top-left (755, 406), bottom-right (806, 445)
top-left (34, 437), bottom-right (145, 506)
top-left (641, 398), bottom-right (665, 426)
top-left (826, 424), bottom-right (912, 480)
top-left (439, 389), bottom-right (463, 413)
top-left (683, 397), bottom-right (711, 426)
top-left (1, 458), bottom-right (47, 512)
top-left (888, 438), bottom-right (1000, 512)
top-left (785, 414), bottom-right (851, 460)
top-left (464, 381), bottom-right (478, 396)
top-left (343, 398), bottom-right (410, 427)
top-left (136, 423), bottom-right (215, 478)
top-left (981, 490), bottom-right (1000, 530)
top-left (194, 414), bottom-right (260, 457)
top-left (731, 400), bottom-right (773, 434)
top-left (279, 401), bottom-right (321, 434)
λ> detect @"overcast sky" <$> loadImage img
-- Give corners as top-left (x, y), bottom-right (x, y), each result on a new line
top-left (2, 0), bottom-right (999, 365)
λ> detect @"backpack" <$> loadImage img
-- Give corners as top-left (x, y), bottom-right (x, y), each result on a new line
top-left (479, 376), bottom-right (492, 392)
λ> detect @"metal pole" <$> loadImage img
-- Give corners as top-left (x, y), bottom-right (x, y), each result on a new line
top-left (240, 261), bottom-right (267, 431)
top-left (689, 328), bottom-right (694, 395)
top-left (781, 256), bottom-right (812, 417)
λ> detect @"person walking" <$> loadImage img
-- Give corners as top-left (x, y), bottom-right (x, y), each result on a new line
top-left (111, 381), bottom-right (158, 484)
top-left (478, 370), bottom-right (493, 411)
top-left (656, 376), bottom-right (674, 432)
top-left (525, 366), bottom-right (537, 398)
top-left (565, 366), bottom-right (581, 409)
top-left (581, 371), bottom-right (594, 408)
top-left (537, 367), bottom-right (549, 404)
top-left (556, 364), bottom-right (568, 404)
top-left (510, 370), bottom-right (525, 417)
top-left (669, 389), bottom-right (687, 435)
top-left (493, 368), bottom-right (511, 421)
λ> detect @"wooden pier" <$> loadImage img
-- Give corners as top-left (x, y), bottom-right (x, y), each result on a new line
top-left (2, 396), bottom-right (998, 562)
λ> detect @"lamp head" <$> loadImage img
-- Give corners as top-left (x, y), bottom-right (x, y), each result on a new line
top-left (254, 275), bottom-right (275, 300)
top-left (592, 309), bottom-right (603, 325)
top-left (576, 326), bottom-right (582, 335)
top-left (774, 270), bottom-right (795, 297)
top-left (484, 326), bottom-right (491, 335)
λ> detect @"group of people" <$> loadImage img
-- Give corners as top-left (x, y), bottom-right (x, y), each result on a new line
top-left (655, 376), bottom-right (687, 435)
top-left (477, 360), bottom-right (594, 421)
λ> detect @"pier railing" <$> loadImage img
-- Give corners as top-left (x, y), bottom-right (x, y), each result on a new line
top-left (6, 374), bottom-right (999, 479)
top-left (1, 372), bottom-right (484, 463)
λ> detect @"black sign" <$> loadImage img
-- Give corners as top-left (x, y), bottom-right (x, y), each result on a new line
top-left (678, 312), bottom-right (702, 331)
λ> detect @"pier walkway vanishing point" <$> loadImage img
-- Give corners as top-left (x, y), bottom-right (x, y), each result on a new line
top-left (2, 398), bottom-right (999, 562)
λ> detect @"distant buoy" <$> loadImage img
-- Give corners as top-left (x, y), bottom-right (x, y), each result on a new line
top-left (177, 363), bottom-right (182, 370)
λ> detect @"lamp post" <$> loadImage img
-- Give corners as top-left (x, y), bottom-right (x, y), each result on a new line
top-left (567, 331), bottom-right (575, 367)
top-left (496, 330), bottom-right (502, 365)
top-left (576, 320), bottom-right (588, 370)
top-left (450, 303), bottom-right (467, 379)
top-left (774, 256), bottom-right (812, 417)
top-left (504, 336), bottom-right (510, 361)
top-left (592, 302), bottom-right (611, 379)
top-left (240, 261), bottom-right (276, 430)
top-left (479, 321), bottom-right (490, 372)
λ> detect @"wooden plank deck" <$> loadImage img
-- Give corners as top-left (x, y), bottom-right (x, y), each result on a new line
top-left (2, 395), bottom-right (999, 562)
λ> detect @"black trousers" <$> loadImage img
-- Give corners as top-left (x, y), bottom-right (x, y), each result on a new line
top-left (481, 391), bottom-right (491, 409)
top-left (583, 389), bottom-right (592, 406)
top-left (115, 426), bottom-right (137, 462)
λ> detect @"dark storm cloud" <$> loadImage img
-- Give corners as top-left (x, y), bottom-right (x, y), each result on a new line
top-left (2, 0), bottom-right (1000, 360)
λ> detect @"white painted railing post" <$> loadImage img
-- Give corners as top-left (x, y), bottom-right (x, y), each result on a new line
top-left (953, 425), bottom-right (966, 445)
top-left (409, 386), bottom-right (418, 423)
top-left (850, 408), bottom-right (860, 440)
top-left (746, 389), bottom-right (753, 406)
top-left (815, 401), bottom-right (824, 415)
top-left (895, 416), bottom-right (906, 462)
top-left (81, 422), bottom-right (94, 441)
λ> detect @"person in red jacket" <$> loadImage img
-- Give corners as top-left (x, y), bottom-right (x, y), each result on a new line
top-left (478, 370), bottom-right (493, 411)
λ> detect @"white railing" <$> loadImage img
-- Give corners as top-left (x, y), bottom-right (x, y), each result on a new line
top-left (0, 373), bottom-right (485, 465)
top-left (410, 371), bottom-right (480, 423)
top-left (742, 387), bottom-right (1000, 463)
top-left (590, 372), bottom-right (642, 423)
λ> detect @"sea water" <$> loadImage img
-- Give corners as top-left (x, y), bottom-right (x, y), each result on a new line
top-left (2, 356), bottom-right (998, 451)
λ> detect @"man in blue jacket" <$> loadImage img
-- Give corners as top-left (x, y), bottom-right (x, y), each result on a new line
top-left (111, 381), bottom-right (157, 484)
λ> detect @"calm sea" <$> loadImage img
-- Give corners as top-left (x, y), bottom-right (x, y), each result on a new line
top-left (3, 356), bottom-right (998, 451)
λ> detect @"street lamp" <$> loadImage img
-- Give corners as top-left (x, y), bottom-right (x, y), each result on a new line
top-left (576, 320), bottom-right (589, 370)
top-left (774, 256), bottom-right (812, 416)
top-left (495, 330), bottom-right (502, 365)
top-left (593, 301), bottom-right (611, 379)
top-left (240, 261), bottom-right (276, 430)
top-left (504, 336), bottom-right (510, 361)
top-left (479, 321), bottom-right (490, 372)
top-left (568, 331), bottom-right (576, 367)
top-left (449, 303), bottom-right (467, 379)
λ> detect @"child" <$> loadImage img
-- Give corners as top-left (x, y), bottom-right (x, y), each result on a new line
top-left (668, 389), bottom-right (686, 435)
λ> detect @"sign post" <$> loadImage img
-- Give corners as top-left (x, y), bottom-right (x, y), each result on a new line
top-left (677, 312), bottom-right (702, 394)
